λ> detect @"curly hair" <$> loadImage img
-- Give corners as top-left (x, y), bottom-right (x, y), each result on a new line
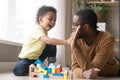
top-left (36, 5), bottom-right (57, 24)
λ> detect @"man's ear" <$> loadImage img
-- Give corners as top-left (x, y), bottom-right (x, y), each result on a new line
top-left (83, 24), bottom-right (89, 30)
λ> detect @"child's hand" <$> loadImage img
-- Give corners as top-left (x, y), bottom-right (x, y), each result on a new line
top-left (71, 26), bottom-right (80, 49)
top-left (66, 36), bottom-right (72, 45)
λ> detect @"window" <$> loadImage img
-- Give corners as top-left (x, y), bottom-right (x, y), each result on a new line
top-left (0, 0), bottom-right (8, 39)
top-left (0, 0), bottom-right (56, 43)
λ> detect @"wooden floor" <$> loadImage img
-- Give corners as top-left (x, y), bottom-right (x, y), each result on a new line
top-left (0, 72), bottom-right (120, 80)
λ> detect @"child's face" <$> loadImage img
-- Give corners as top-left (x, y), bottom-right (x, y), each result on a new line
top-left (39, 11), bottom-right (56, 31)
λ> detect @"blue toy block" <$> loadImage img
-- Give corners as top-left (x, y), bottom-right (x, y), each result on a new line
top-left (39, 73), bottom-right (44, 78)
top-left (53, 73), bottom-right (63, 76)
top-left (48, 63), bottom-right (55, 68)
top-left (34, 59), bottom-right (43, 64)
top-left (42, 66), bottom-right (47, 70)
top-left (44, 75), bottom-right (49, 78)
top-left (47, 68), bottom-right (52, 73)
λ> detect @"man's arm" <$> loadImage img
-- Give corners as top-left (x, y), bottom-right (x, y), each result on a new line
top-left (71, 46), bottom-right (100, 79)
top-left (71, 53), bottom-right (84, 78)
top-left (90, 36), bottom-right (115, 69)
top-left (82, 36), bottom-right (115, 79)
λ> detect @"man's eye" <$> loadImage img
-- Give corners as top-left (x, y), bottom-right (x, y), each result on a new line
top-left (73, 24), bottom-right (80, 26)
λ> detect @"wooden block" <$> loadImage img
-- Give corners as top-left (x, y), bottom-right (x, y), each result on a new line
top-left (38, 67), bottom-right (48, 75)
top-left (31, 72), bottom-right (39, 77)
top-left (62, 70), bottom-right (69, 79)
top-left (44, 75), bottom-right (49, 78)
top-left (39, 73), bottom-right (44, 78)
top-left (63, 74), bottom-right (68, 79)
top-left (53, 73), bottom-right (63, 76)
top-left (56, 64), bottom-right (62, 73)
top-left (48, 68), bottom-right (52, 73)
top-left (42, 66), bottom-right (47, 70)
top-left (52, 68), bottom-right (56, 73)
top-left (56, 68), bottom-right (62, 73)
top-left (29, 64), bottom-right (36, 77)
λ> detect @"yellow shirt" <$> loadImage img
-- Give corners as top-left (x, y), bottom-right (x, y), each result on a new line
top-left (19, 26), bottom-right (46, 60)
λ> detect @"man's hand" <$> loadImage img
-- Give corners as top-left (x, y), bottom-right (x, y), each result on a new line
top-left (82, 68), bottom-right (100, 79)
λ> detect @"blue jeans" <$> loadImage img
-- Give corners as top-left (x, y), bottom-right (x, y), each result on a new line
top-left (13, 44), bottom-right (56, 76)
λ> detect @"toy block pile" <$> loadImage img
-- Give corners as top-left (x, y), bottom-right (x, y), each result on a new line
top-left (29, 59), bottom-right (72, 79)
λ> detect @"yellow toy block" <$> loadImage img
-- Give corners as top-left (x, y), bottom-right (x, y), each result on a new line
top-left (62, 70), bottom-right (69, 79)
top-left (38, 67), bottom-right (48, 75)
top-left (52, 68), bottom-right (56, 73)
top-left (63, 74), bottom-right (68, 79)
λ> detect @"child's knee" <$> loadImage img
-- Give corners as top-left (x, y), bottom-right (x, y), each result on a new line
top-left (13, 66), bottom-right (28, 76)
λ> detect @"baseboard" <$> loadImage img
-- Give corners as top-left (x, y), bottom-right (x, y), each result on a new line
top-left (0, 62), bottom-right (16, 72)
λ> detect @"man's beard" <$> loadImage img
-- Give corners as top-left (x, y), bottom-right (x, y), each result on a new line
top-left (77, 28), bottom-right (86, 39)
top-left (77, 33), bottom-right (86, 39)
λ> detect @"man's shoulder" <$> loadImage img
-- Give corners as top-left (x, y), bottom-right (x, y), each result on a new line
top-left (100, 31), bottom-right (115, 41)
top-left (100, 31), bottom-right (114, 38)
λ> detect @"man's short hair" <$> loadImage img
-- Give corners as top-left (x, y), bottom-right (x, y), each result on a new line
top-left (75, 8), bottom-right (98, 30)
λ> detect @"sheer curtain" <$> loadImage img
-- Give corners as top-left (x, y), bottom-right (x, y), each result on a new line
top-left (0, 0), bottom-right (8, 39)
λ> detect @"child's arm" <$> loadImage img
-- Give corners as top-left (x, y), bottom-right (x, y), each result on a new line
top-left (41, 35), bottom-right (71, 45)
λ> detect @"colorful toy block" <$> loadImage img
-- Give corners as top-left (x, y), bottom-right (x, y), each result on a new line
top-left (29, 64), bottom-right (39, 77)
top-left (34, 59), bottom-right (42, 64)
top-left (48, 63), bottom-right (55, 68)
top-left (63, 74), bottom-right (68, 79)
top-left (44, 75), bottom-right (49, 78)
top-left (31, 72), bottom-right (39, 77)
top-left (42, 66), bottom-right (47, 70)
top-left (29, 59), bottom-right (72, 79)
top-left (56, 64), bottom-right (62, 73)
top-left (39, 73), bottom-right (44, 78)
top-left (53, 73), bottom-right (63, 76)
top-left (47, 68), bottom-right (52, 73)
top-left (62, 70), bottom-right (69, 79)
top-left (38, 67), bottom-right (48, 75)
top-left (52, 68), bottom-right (56, 73)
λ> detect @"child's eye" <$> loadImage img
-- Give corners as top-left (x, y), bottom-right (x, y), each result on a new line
top-left (49, 18), bottom-right (56, 22)
top-left (49, 18), bottom-right (52, 21)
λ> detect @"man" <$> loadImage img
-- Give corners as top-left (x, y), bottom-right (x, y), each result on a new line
top-left (71, 8), bottom-right (120, 79)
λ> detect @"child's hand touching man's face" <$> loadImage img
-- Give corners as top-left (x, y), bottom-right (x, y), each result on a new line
top-left (72, 24), bottom-right (86, 39)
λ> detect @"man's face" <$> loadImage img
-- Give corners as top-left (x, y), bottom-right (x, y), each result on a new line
top-left (72, 15), bottom-right (86, 39)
